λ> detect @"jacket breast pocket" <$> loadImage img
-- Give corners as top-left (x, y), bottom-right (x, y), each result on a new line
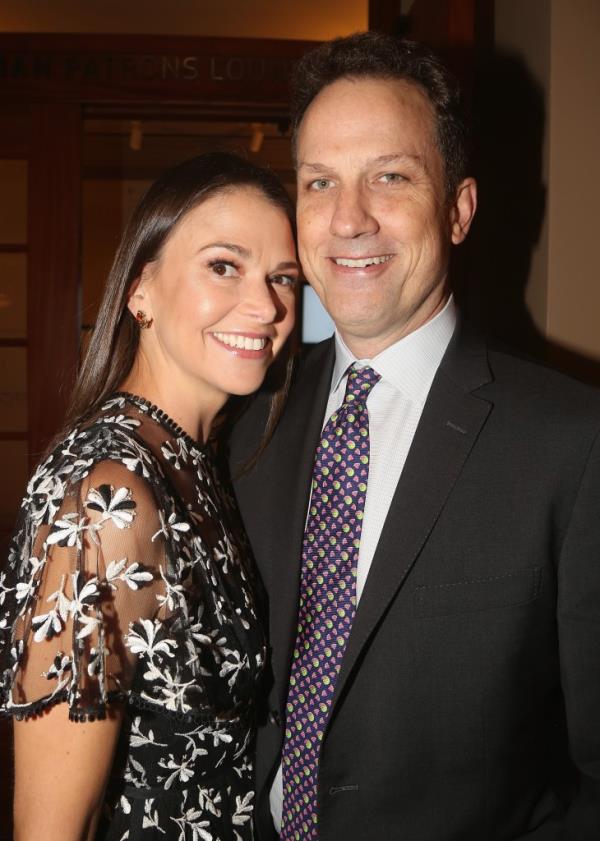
top-left (414, 567), bottom-right (542, 618)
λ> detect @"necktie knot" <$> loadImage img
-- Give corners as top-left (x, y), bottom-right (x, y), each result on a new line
top-left (343, 364), bottom-right (380, 406)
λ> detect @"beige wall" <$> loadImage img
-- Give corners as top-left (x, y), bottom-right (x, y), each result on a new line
top-left (0, 0), bottom-right (368, 40)
top-left (547, 0), bottom-right (600, 360)
top-left (495, 0), bottom-right (600, 362)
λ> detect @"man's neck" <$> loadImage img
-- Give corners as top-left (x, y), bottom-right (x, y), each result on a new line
top-left (339, 291), bottom-right (451, 360)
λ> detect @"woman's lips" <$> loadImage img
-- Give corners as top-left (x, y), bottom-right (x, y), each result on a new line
top-left (210, 331), bottom-right (272, 359)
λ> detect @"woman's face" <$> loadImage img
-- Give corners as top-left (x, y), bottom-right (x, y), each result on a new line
top-left (130, 186), bottom-right (298, 406)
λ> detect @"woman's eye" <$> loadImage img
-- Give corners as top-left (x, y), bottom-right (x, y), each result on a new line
top-left (270, 274), bottom-right (297, 288)
top-left (309, 178), bottom-right (333, 192)
top-left (209, 260), bottom-right (238, 277)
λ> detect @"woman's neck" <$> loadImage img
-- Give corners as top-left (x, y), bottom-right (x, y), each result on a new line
top-left (120, 363), bottom-right (226, 445)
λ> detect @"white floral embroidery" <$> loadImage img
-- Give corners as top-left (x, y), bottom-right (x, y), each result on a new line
top-left (126, 618), bottom-right (177, 659)
top-left (142, 797), bottom-right (166, 833)
top-left (106, 558), bottom-right (154, 590)
top-left (85, 484), bottom-right (136, 529)
top-left (171, 807), bottom-right (214, 841)
top-left (31, 607), bottom-right (63, 643)
top-left (152, 509), bottom-right (191, 543)
top-left (47, 512), bottom-right (95, 549)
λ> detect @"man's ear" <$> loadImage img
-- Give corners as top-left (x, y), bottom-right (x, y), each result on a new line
top-left (450, 177), bottom-right (477, 245)
top-left (126, 263), bottom-right (154, 319)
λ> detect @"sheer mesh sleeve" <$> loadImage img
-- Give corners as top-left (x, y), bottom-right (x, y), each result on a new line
top-left (2, 459), bottom-right (172, 721)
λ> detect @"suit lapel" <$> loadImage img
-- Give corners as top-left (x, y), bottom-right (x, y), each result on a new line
top-left (330, 326), bottom-right (494, 711)
top-left (266, 339), bottom-right (335, 708)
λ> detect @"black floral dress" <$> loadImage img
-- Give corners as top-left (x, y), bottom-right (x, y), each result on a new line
top-left (0, 393), bottom-right (266, 840)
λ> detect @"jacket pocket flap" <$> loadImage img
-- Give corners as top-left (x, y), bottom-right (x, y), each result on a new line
top-left (414, 567), bottom-right (542, 618)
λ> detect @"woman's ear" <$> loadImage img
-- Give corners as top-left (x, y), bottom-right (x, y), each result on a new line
top-left (126, 263), bottom-right (154, 320)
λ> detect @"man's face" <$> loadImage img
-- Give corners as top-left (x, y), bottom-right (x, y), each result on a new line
top-left (296, 76), bottom-right (475, 356)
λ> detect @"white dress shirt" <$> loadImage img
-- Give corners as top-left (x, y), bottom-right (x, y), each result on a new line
top-left (270, 296), bottom-right (458, 832)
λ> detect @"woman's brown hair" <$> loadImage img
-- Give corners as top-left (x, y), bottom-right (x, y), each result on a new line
top-left (55, 152), bottom-right (297, 453)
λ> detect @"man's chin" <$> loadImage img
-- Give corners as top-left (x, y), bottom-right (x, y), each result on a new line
top-left (328, 307), bottom-right (389, 337)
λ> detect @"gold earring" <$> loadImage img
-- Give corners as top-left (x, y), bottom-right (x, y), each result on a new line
top-left (135, 310), bottom-right (153, 329)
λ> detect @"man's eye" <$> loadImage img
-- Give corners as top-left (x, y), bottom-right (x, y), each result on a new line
top-left (379, 172), bottom-right (405, 184)
top-left (208, 260), bottom-right (238, 277)
top-left (309, 178), bottom-right (333, 191)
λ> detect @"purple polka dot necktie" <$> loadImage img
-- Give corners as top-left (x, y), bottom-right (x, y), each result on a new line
top-left (280, 364), bottom-right (380, 840)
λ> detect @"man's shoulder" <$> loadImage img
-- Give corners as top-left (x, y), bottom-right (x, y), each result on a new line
top-left (487, 342), bottom-right (599, 395)
top-left (481, 340), bottom-right (600, 429)
top-left (443, 323), bottom-right (600, 439)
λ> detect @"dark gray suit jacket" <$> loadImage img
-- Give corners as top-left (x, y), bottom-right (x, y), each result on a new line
top-left (229, 325), bottom-right (600, 840)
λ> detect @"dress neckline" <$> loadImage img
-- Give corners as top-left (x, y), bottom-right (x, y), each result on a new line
top-left (111, 391), bottom-right (208, 457)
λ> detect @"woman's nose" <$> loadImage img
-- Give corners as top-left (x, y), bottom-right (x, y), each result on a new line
top-left (241, 277), bottom-right (279, 324)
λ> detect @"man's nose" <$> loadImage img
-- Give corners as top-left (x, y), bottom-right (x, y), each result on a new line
top-left (329, 186), bottom-right (379, 239)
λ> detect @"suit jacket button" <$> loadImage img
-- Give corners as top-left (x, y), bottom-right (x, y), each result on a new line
top-left (268, 710), bottom-right (281, 726)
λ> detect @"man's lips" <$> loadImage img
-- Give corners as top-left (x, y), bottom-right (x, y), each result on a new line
top-left (329, 254), bottom-right (394, 268)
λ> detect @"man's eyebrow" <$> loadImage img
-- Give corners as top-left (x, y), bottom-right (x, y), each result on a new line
top-left (198, 242), bottom-right (251, 258)
top-left (297, 162), bottom-right (335, 174)
top-left (372, 153), bottom-right (424, 167)
top-left (298, 154), bottom-right (424, 172)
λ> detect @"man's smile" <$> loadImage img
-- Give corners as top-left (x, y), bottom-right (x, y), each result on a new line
top-left (330, 254), bottom-right (394, 268)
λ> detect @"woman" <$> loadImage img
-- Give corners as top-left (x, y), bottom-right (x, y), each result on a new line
top-left (0, 152), bottom-right (298, 840)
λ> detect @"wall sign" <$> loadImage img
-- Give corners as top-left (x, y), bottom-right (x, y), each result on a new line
top-left (0, 34), bottom-right (315, 111)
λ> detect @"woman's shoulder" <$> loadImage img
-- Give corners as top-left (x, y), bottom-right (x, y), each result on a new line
top-left (22, 404), bottom-right (168, 535)
top-left (44, 398), bottom-right (162, 478)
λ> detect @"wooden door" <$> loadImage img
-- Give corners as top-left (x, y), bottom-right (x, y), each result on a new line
top-left (0, 106), bottom-right (31, 841)
top-left (0, 100), bottom-right (82, 841)
top-left (0, 107), bottom-right (31, 557)
top-left (0, 103), bottom-right (82, 542)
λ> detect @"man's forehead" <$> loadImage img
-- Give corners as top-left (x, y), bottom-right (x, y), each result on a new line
top-left (298, 77), bottom-right (436, 142)
top-left (305, 74), bottom-right (431, 114)
top-left (296, 118), bottom-right (436, 173)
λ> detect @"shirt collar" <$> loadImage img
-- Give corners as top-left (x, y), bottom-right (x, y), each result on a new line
top-left (330, 295), bottom-right (458, 405)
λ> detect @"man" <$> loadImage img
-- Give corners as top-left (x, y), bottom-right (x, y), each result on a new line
top-left (230, 33), bottom-right (600, 840)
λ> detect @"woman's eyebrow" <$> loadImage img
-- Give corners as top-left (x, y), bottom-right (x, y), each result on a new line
top-left (198, 242), bottom-right (251, 258)
top-left (273, 261), bottom-right (300, 272)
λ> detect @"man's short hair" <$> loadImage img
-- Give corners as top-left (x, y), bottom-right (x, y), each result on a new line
top-left (290, 31), bottom-right (469, 198)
